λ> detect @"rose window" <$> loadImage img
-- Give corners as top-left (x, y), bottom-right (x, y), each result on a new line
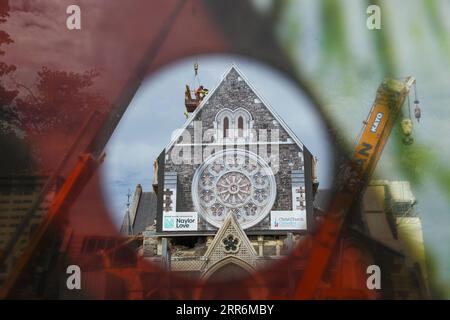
top-left (192, 149), bottom-right (276, 229)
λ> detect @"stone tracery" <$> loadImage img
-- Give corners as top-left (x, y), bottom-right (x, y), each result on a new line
top-left (192, 149), bottom-right (276, 229)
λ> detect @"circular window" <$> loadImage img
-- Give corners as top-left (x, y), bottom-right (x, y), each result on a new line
top-left (192, 149), bottom-right (276, 229)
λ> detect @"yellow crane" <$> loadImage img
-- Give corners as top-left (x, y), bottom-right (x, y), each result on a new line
top-left (294, 76), bottom-right (417, 299)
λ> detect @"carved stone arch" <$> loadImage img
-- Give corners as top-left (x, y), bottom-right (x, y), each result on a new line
top-left (201, 256), bottom-right (255, 281)
top-left (193, 256), bottom-right (268, 299)
top-left (214, 107), bottom-right (234, 122)
top-left (233, 107), bottom-right (252, 121)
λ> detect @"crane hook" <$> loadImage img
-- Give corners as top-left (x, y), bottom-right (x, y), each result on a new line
top-left (413, 82), bottom-right (421, 122)
top-left (414, 101), bottom-right (421, 123)
top-left (194, 62), bottom-right (199, 76)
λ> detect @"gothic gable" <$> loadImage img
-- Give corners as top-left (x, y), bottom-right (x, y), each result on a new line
top-left (165, 64), bottom-right (304, 152)
top-left (201, 213), bottom-right (258, 273)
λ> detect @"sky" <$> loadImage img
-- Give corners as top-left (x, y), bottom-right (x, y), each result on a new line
top-left (100, 55), bottom-right (334, 227)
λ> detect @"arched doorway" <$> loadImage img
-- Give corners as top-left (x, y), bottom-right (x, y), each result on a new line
top-left (194, 257), bottom-right (268, 299)
top-left (208, 262), bottom-right (251, 282)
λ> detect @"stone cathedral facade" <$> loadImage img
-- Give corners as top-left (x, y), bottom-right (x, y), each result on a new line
top-left (122, 65), bottom-right (318, 278)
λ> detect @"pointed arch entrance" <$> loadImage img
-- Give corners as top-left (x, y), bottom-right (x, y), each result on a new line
top-left (203, 256), bottom-right (255, 281)
top-left (194, 257), bottom-right (268, 299)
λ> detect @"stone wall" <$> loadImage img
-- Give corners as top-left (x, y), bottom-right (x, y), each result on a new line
top-left (162, 67), bottom-right (308, 232)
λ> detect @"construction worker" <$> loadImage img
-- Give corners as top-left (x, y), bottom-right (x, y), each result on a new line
top-left (195, 85), bottom-right (209, 100)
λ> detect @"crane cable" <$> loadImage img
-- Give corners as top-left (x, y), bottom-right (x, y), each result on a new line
top-left (414, 81), bottom-right (419, 104)
top-left (413, 81), bottom-right (422, 123)
top-left (193, 59), bottom-right (201, 88)
top-left (408, 93), bottom-right (412, 120)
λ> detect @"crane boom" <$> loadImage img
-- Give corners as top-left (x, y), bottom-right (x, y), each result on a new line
top-left (294, 76), bottom-right (416, 299)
